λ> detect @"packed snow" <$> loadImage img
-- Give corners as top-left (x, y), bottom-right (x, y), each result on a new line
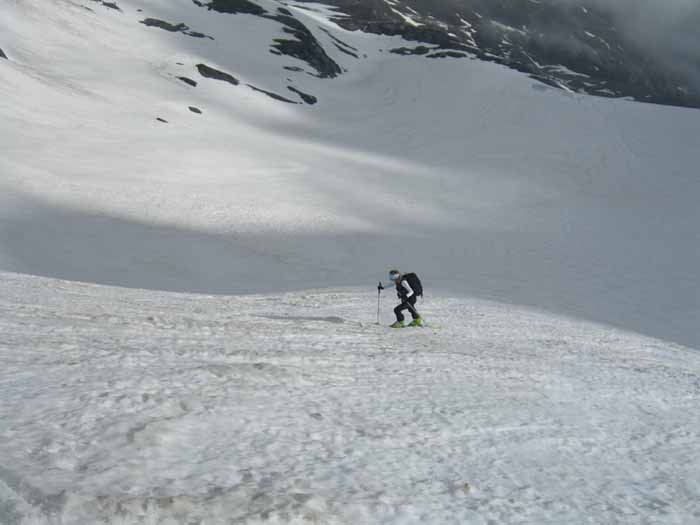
top-left (2, 272), bottom-right (699, 524)
top-left (1, 0), bottom-right (700, 523)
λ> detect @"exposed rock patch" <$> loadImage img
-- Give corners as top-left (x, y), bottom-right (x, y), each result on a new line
top-left (287, 86), bottom-right (317, 105)
top-left (247, 85), bottom-right (298, 104)
top-left (390, 46), bottom-right (431, 56)
top-left (196, 64), bottom-right (239, 86)
top-left (195, 0), bottom-right (265, 16)
top-left (332, 42), bottom-right (359, 59)
top-left (140, 18), bottom-right (214, 40)
top-left (156, 117), bottom-right (168, 123)
top-left (178, 76), bottom-right (197, 87)
top-left (0, 48), bottom-right (7, 60)
top-left (318, 26), bottom-right (359, 58)
top-left (268, 14), bottom-right (342, 78)
top-left (295, 0), bottom-right (699, 109)
top-left (188, 106), bottom-right (202, 114)
top-left (428, 51), bottom-right (469, 59)
top-left (194, 1), bottom-right (341, 79)
top-left (91, 0), bottom-right (121, 11)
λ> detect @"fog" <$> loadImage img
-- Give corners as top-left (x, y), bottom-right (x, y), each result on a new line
top-left (567, 0), bottom-right (700, 90)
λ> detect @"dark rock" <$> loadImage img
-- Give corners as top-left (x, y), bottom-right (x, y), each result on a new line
top-left (192, 0), bottom-right (341, 78)
top-left (91, 0), bottom-right (121, 11)
top-left (284, 66), bottom-right (305, 73)
top-left (196, 63), bottom-right (239, 86)
top-left (139, 18), bottom-right (214, 39)
top-left (390, 46), bottom-right (431, 56)
top-left (156, 117), bottom-right (168, 123)
top-left (428, 51), bottom-right (468, 59)
top-left (198, 0), bottom-right (266, 16)
top-left (318, 26), bottom-right (359, 52)
top-left (140, 18), bottom-right (187, 32)
top-left (332, 42), bottom-right (359, 59)
top-left (0, 48), bottom-right (7, 60)
top-left (292, 0), bottom-right (700, 109)
top-left (178, 76), bottom-right (197, 87)
top-left (186, 30), bottom-right (212, 39)
top-left (267, 14), bottom-right (342, 78)
top-left (188, 106), bottom-right (202, 114)
top-left (288, 86), bottom-right (317, 105)
top-left (247, 84), bottom-right (298, 104)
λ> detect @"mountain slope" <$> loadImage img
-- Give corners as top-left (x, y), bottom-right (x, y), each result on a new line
top-left (1, 271), bottom-right (699, 524)
top-left (311, 0), bottom-right (700, 109)
top-left (1, 2), bottom-right (700, 523)
top-left (1, 0), bottom-right (698, 348)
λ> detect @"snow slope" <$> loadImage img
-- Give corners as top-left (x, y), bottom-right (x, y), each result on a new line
top-left (1, 0), bottom-right (699, 347)
top-left (1, 1), bottom-right (700, 522)
top-left (2, 271), bottom-right (700, 524)
top-left (1, 0), bottom-right (698, 349)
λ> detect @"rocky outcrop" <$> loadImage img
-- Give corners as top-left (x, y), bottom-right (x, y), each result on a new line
top-left (140, 18), bottom-right (214, 40)
top-left (267, 13), bottom-right (342, 78)
top-left (247, 84), bottom-right (298, 104)
top-left (287, 86), bottom-right (317, 105)
top-left (91, 0), bottom-right (121, 11)
top-left (196, 64), bottom-right (239, 86)
top-left (178, 77), bottom-right (197, 87)
top-left (293, 0), bottom-right (700, 109)
top-left (194, 0), bottom-right (265, 16)
top-left (194, 2), bottom-right (341, 79)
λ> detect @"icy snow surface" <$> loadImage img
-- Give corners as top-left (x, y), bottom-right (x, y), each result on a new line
top-left (1, 0), bottom-right (698, 348)
top-left (1, 0), bottom-right (700, 522)
top-left (1, 271), bottom-right (700, 524)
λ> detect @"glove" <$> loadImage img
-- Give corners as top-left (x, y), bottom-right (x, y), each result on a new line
top-left (377, 282), bottom-right (384, 291)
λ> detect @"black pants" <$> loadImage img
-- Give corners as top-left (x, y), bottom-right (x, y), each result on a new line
top-left (394, 295), bottom-right (419, 322)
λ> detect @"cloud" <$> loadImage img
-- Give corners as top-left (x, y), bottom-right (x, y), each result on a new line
top-left (564, 0), bottom-right (700, 90)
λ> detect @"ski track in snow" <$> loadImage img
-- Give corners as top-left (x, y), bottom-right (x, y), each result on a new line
top-left (1, 271), bottom-right (699, 524)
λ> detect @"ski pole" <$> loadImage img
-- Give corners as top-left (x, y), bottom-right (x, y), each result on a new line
top-left (377, 281), bottom-right (383, 324)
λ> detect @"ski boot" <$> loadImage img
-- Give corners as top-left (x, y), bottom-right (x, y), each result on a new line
top-left (408, 317), bottom-right (424, 327)
top-left (390, 321), bottom-right (405, 329)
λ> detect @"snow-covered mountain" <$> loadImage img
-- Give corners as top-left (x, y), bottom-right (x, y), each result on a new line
top-left (1, 1), bottom-right (699, 523)
top-left (1, 0), bottom-right (698, 346)
top-left (297, 0), bottom-right (700, 109)
top-left (6, 0), bottom-right (699, 108)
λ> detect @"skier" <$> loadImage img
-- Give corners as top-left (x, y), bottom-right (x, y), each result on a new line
top-left (386, 269), bottom-right (423, 328)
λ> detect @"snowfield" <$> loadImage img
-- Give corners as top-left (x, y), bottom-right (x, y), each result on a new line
top-left (1, 0), bottom-right (700, 523)
top-left (2, 271), bottom-right (700, 524)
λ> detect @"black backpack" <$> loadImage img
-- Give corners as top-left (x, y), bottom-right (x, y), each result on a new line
top-left (402, 272), bottom-right (423, 297)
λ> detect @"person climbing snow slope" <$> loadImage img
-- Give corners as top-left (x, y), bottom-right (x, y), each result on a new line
top-left (388, 269), bottom-right (423, 328)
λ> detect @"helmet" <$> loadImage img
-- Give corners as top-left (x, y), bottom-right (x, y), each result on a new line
top-left (388, 269), bottom-right (401, 281)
